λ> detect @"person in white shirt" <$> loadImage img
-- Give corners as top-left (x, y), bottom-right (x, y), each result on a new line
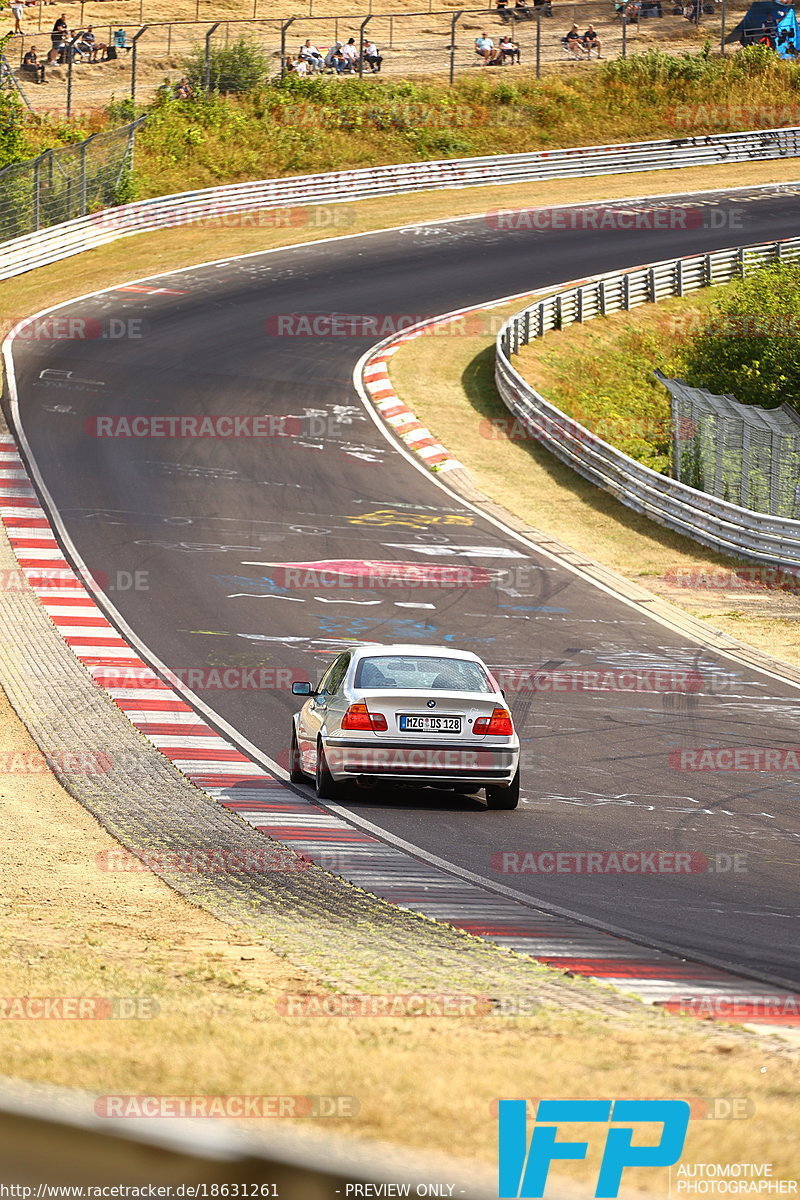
top-left (364, 40), bottom-right (382, 71)
top-left (299, 39), bottom-right (324, 70)
top-left (341, 37), bottom-right (360, 67)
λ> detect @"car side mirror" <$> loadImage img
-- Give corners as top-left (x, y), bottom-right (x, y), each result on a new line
top-left (292, 681), bottom-right (312, 695)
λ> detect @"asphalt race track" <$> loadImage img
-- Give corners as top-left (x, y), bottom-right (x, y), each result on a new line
top-left (7, 184), bottom-right (800, 988)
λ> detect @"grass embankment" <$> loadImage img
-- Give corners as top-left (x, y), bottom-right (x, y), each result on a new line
top-left (1, 676), bottom-right (799, 1190)
top-left (11, 46), bottom-right (800, 195)
top-left (387, 291), bottom-right (800, 666)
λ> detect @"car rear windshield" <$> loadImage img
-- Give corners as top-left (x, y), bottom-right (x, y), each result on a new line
top-left (354, 655), bottom-right (493, 692)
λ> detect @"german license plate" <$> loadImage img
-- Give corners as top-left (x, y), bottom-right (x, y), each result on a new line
top-left (399, 714), bottom-right (462, 733)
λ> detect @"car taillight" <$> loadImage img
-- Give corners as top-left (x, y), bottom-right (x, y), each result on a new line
top-left (341, 703), bottom-right (388, 732)
top-left (473, 707), bottom-right (513, 736)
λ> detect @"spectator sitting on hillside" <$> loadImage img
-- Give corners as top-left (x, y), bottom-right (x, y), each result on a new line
top-left (515, 0), bottom-right (536, 17)
top-left (174, 75), bottom-right (194, 98)
top-left (299, 39), bottom-right (324, 70)
top-left (72, 29), bottom-right (97, 59)
top-left (475, 31), bottom-right (500, 61)
top-left (363, 39), bottom-right (382, 71)
top-left (324, 42), bottom-right (350, 73)
top-left (564, 23), bottom-right (588, 54)
top-left (79, 26), bottom-right (106, 61)
top-left (499, 33), bottom-right (520, 60)
top-left (582, 23), bottom-right (601, 54)
top-left (341, 37), bottom-right (360, 68)
top-left (496, 0), bottom-right (510, 10)
top-left (22, 46), bottom-right (45, 81)
top-left (285, 54), bottom-right (308, 75)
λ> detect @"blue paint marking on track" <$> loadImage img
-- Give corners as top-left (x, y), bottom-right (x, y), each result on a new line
top-left (499, 604), bottom-right (570, 614)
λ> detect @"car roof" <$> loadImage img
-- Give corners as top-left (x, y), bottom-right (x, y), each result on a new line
top-left (349, 644), bottom-right (485, 665)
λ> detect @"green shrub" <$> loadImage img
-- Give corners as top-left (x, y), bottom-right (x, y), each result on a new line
top-left (183, 37), bottom-right (271, 95)
top-left (677, 262), bottom-right (800, 409)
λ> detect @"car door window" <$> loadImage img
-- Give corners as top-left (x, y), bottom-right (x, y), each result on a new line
top-left (319, 653), bottom-right (350, 696)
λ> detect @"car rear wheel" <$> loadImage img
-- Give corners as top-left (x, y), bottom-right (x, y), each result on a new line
top-left (289, 724), bottom-right (306, 784)
top-left (486, 768), bottom-right (520, 810)
top-left (315, 741), bottom-right (341, 800)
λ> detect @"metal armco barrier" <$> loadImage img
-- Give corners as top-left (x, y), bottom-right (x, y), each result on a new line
top-left (1, 125), bottom-right (800, 282)
top-left (495, 235), bottom-right (800, 568)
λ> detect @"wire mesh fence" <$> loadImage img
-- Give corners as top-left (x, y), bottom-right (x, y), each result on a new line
top-left (660, 372), bottom-right (800, 517)
top-left (2, 0), bottom-right (747, 115)
top-left (0, 118), bottom-right (142, 242)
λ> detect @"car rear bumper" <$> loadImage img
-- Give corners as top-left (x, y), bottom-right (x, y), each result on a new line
top-left (323, 737), bottom-right (519, 785)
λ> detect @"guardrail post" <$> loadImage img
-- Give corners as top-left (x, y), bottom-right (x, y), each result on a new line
top-left (622, 274), bottom-right (630, 309)
top-left (555, 293), bottom-right (563, 329)
top-left (736, 246), bottom-right (745, 278)
top-left (576, 288), bottom-right (583, 322)
top-left (523, 310), bottom-right (531, 342)
top-left (535, 12), bottom-right (541, 78)
top-left (704, 253), bottom-right (712, 285)
top-left (648, 267), bottom-right (657, 302)
top-left (204, 21), bottom-right (220, 91)
top-left (449, 11), bottom-right (463, 85)
top-left (676, 259), bottom-right (684, 296)
top-left (598, 279), bottom-right (606, 316)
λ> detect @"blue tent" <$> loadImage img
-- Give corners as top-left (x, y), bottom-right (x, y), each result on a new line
top-left (725, 0), bottom-right (799, 55)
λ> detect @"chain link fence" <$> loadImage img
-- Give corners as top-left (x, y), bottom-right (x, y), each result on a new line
top-left (0, 118), bottom-right (142, 242)
top-left (2, 0), bottom-right (747, 115)
top-left (659, 372), bottom-right (800, 517)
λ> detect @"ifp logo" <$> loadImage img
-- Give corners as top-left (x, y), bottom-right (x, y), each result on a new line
top-left (498, 1099), bottom-right (690, 1197)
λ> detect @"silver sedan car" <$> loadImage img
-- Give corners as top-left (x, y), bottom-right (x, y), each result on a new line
top-left (290, 643), bottom-right (521, 809)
